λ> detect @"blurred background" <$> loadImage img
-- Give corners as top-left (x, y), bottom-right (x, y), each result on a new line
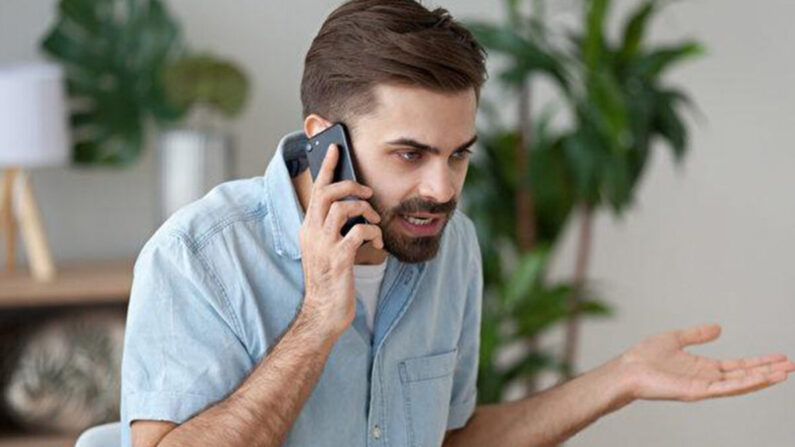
top-left (0, 0), bottom-right (793, 446)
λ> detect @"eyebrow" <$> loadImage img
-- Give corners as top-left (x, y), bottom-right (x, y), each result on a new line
top-left (385, 135), bottom-right (478, 155)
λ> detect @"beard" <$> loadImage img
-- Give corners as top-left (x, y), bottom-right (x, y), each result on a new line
top-left (368, 193), bottom-right (457, 263)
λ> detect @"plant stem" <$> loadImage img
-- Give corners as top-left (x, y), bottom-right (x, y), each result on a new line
top-left (562, 204), bottom-right (594, 379)
top-left (516, 82), bottom-right (537, 253)
top-left (516, 78), bottom-right (540, 395)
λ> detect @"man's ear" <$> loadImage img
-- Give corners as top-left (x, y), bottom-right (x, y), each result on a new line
top-left (303, 114), bottom-right (333, 138)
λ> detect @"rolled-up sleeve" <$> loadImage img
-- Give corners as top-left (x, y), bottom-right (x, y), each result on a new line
top-left (446, 218), bottom-right (483, 430)
top-left (121, 230), bottom-right (253, 431)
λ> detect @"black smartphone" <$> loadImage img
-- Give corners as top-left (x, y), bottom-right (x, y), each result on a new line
top-left (304, 122), bottom-right (369, 236)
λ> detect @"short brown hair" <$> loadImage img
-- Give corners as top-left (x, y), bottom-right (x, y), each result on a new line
top-left (300, 0), bottom-right (487, 124)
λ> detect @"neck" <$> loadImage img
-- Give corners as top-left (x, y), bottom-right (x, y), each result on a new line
top-left (292, 170), bottom-right (387, 265)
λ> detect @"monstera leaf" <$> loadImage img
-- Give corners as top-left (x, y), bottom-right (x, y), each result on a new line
top-left (41, 0), bottom-right (186, 166)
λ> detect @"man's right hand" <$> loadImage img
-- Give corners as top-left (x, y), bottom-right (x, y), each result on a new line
top-left (298, 143), bottom-right (383, 337)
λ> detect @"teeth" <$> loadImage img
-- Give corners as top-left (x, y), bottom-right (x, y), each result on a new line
top-left (404, 215), bottom-right (433, 225)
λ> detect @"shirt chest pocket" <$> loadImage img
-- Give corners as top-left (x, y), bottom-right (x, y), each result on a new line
top-left (398, 348), bottom-right (458, 447)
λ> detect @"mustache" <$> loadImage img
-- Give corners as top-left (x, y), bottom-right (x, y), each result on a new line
top-left (394, 197), bottom-right (457, 216)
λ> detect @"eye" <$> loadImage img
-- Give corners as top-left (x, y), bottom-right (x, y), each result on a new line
top-left (452, 149), bottom-right (473, 161)
top-left (398, 151), bottom-right (422, 162)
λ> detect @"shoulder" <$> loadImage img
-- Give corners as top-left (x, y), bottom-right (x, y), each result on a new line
top-left (147, 176), bottom-right (270, 254)
top-left (130, 179), bottom-right (265, 339)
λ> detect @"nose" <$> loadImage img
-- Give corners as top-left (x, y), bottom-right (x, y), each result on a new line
top-left (417, 162), bottom-right (457, 205)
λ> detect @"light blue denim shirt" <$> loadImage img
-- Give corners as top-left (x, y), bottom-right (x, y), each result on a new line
top-left (120, 130), bottom-right (483, 447)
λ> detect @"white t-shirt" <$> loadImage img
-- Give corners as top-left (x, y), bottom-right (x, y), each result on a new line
top-left (353, 258), bottom-right (388, 332)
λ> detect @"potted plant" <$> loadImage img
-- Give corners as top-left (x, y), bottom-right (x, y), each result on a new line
top-left (157, 54), bottom-right (249, 222)
top-left (464, 0), bottom-right (703, 402)
top-left (41, 0), bottom-right (250, 222)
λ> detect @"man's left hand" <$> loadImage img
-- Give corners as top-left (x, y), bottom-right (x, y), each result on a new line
top-left (619, 323), bottom-right (794, 402)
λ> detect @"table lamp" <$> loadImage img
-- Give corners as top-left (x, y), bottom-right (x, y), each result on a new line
top-left (0, 62), bottom-right (70, 282)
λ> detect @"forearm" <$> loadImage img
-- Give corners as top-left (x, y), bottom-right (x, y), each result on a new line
top-left (157, 309), bottom-right (339, 447)
top-left (445, 356), bottom-right (636, 447)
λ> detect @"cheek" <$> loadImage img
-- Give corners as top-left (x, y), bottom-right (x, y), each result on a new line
top-left (370, 186), bottom-right (404, 214)
top-left (455, 164), bottom-right (469, 190)
top-left (352, 153), bottom-right (382, 187)
top-left (356, 157), bottom-right (415, 204)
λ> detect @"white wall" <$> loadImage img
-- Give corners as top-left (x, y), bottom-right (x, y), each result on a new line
top-left (1, 0), bottom-right (793, 445)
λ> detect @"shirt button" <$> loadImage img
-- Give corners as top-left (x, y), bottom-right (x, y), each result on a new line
top-left (372, 425), bottom-right (382, 440)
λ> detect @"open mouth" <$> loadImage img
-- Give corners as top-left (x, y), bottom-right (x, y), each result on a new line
top-left (398, 213), bottom-right (445, 236)
top-left (404, 215), bottom-right (435, 225)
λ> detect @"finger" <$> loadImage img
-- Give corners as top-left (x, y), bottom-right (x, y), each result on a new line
top-left (703, 371), bottom-right (787, 399)
top-left (322, 180), bottom-right (373, 203)
top-left (305, 144), bottom-right (340, 227)
top-left (308, 180), bottom-right (372, 232)
top-left (339, 224), bottom-right (383, 253)
top-left (309, 181), bottom-right (373, 229)
top-left (719, 353), bottom-right (789, 372)
top-left (324, 200), bottom-right (381, 236)
top-left (314, 144), bottom-right (339, 189)
top-left (677, 323), bottom-right (722, 347)
top-left (723, 360), bottom-right (795, 380)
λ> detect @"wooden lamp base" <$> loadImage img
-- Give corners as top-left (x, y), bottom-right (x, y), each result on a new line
top-left (0, 167), bottom-right (57, 282)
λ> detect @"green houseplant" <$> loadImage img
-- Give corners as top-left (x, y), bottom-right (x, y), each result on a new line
top-left (156, 54), bottom-right (250, 221)
top-left (41, 0), bottom-right (185, 166)
top-left (162, 53), bottom-right (249, 126)
top-left (464, 0), bottom-right (703, 403)
top-left (41, 0), bottom-right (250, 223)
top-left (40, 0), bottom-right (250, 167)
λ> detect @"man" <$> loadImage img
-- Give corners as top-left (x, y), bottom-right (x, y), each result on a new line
top-left (120, 1), bottom-right (794, 446)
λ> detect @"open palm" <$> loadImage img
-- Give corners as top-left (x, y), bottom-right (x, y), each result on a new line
top-left (621, 324), bottom-right (794, 402)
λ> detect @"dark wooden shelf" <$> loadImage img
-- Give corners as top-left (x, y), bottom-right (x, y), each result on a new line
top-left (0, 261), bottom-right (133, 309)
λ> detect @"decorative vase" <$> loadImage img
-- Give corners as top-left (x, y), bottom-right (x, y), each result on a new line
top-left (157, 127), bottom-right (235, 223)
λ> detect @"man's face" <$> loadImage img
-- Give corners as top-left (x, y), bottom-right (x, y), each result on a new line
top-left (348, 83), bottom-right (478, 263)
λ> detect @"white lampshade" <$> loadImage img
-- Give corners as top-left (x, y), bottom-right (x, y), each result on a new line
top-left (0, 62), bottom-right (70, 168)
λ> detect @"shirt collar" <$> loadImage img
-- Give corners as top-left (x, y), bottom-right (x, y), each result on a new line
top-left (264, 129), bottom-right (309, 260)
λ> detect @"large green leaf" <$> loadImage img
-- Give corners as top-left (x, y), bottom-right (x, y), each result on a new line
top-left (562, 129), bottom-right (601, 202)
top-left (634, 41), bottom-right (705, 78)
top-left (503, 249), bottom-right (549, 308)
top-left (586, 71), bottom-right (629, 155)
top-left (584, 0), bottom-right (611, 72)
top-left (41, 0), bottom-right (185, 166)
top-left (618, 0), bottom-right (656, 63)
top-left (602, 155), bottom-right (633, 212)
top-left (464, 128), bottom-right (520, 243)
top-left (653, 89), bottom-right (690, 162)
top-left (512, 284), bottom-right (612, 337)
top-left (523, 110), bottom-right (576, 242)
top-left (59, 0), bottom-right (108, 34)
top-left (466, 21), bottom-right (569, 88)
top-left (42, 24), bottom-right (109, 74)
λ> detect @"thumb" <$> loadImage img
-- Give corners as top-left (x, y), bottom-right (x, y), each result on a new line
top-left (677, 323), bottom-right (722, 347)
